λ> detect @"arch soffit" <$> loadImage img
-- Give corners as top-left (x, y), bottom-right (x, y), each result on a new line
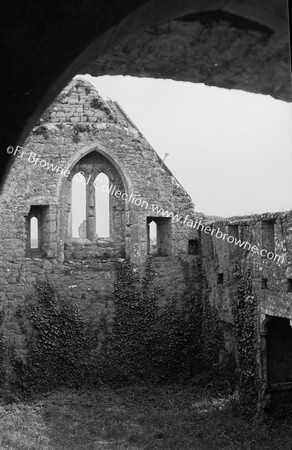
top-left (260, 312), bottom-right (292, 335)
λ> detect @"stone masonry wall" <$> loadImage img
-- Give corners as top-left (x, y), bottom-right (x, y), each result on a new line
top-left (201, 211), bottom-right (292, 326)
top-left (201, 211), bottom-right (292, 379)
top-left (0, 78), bottom-right (201, 354)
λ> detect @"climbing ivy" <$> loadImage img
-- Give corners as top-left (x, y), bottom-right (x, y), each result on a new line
top-left (99, 257), bottom-right (159, 384)
top-left (179, 258), bottom-right (237, 391)
top-left (90, 98), bottom-right (117, 122)
top-left (227, 256), bottom-right (260, 413)
top-left (0, 309), bottom-right (6, 388)
top-left (14, 279), bottom-right (96, 394)
top-left (0, 310), bottom-right (18, 400)
top-left (10, 257), bottom-right (243, 396)
top-left (100, 257), bottom-right (227, 386)
top-left (32, 125), bottom-right (50, 139)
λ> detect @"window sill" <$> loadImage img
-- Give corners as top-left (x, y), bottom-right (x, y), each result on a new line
top-left (67, 237), bottom-right (114, 246)
top-left (25, 249), bottom-right (44, 258)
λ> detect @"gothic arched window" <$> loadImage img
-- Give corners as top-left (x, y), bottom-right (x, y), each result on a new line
top-left (72, 172), bottom-right (86, 238)
top-left (95, 172), bottom-right (110, 238)
top-left (64, 151), bottom-right (126, 259)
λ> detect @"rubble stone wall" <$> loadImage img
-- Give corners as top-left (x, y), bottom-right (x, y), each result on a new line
top-left (0, 79), bottom-right (200, 352)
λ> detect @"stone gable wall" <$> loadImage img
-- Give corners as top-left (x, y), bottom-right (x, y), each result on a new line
top-left (0, 79), bottom-right (200, 353)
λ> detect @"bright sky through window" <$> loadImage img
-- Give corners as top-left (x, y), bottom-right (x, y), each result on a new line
top-left (72, 173), bottom-right (86, 238)
top-left (95, 172), bottom-right (110, 237)
top-left (30, 217), bottom-right (38, 248)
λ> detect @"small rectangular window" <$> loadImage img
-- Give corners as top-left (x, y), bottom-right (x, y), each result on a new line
top-left (228, 224), bottom-right (239, 257)
top-left (217, 273), bottom-right (224, 285)
top-left (261, 278), bottom-right (268, 290)
top-left (287, 279), bottom-right (292, 293)
top-left (261, 220), bottom-right (275, 254)
top-left (25, 205), bottom-right (49, 257)
top-left (30, 216), bottom-right (39, 249)
top-left (147, 217), bottom-right (171, 256)
top-left (228, 224), bottom-right (239, 240)
top-left (188, 239), bottom-right (199, 255)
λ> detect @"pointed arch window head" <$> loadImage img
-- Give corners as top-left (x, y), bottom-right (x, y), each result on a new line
top-left (72, 172), bottom-right (86, 238)
top-left (67, 151), bottom-right (126, 252)
top-left (95, 172), bottom-right (110, 238)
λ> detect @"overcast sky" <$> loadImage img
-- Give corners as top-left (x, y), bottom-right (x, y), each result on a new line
top-left (79, 74), bottom-right (292, 218)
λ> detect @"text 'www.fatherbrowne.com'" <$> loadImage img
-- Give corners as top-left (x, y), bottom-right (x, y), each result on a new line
top-left (149, 205), bottom-right (284, 265)
top-left (7, 146), bottom-right (285, 265)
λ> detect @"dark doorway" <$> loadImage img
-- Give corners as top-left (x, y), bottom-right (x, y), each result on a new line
top-left (267, 317), bottom-right (292, 405)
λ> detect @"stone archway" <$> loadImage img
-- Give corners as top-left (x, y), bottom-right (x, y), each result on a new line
top-left (1, 0), bottom-right (291, 187)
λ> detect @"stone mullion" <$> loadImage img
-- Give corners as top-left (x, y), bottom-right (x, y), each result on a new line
top-left (86, 174), bottom-right (96, 241)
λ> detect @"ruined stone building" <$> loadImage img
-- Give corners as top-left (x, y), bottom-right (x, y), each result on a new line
top-left (201, 211), bottom-right (292, 406)
top-left (0, 78), bottom-right (200, 351)
top-left (0, 78), bottom-right (292, 408)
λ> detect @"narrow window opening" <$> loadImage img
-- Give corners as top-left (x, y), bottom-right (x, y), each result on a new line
top-left (228, 224), bottom-right (239, 257)
top-left (30, 216), bottom-right (39, 249)
top-left (217, 273), bottom-right (224, 285)
top-left (228, 224), bottom-right (239, 240)
top-left (25, 205), bottom-right (49, 257)
top-left (72, 172), bottom-right (86, 238)
top-left (95, 172), bottom-right (110, 238)
top-left (188, 239), bottom-right (199, 255)
top-left (66, 151), bottom-right (126, 257)
top-left (261, 278), bottom-right (268, 290)
top-left (287, 279), bottom-right (292, 293)
top-left (261, 220), bottom-right (275, 254)
top-left (147, 217), bottom-right (171, 256)
top-left (148, 220), bottom-right (157, 254)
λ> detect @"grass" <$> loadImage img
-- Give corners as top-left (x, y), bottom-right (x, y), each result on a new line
top-left (0, 385), bottom-right (291, 449)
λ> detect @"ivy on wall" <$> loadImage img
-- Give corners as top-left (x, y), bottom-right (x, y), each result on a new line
top-left (179, 258), bottom-right (237, 391)
top-left (227, 256), bottom-right (259, 413)
top-left (14, 279), bottom-right (97, 394)
top-left (0, 255), bottom-right (244, 398)
top-left (90, 98), bottom-right (117, 122)
top-left (100, 256), bottom-right (211, 385)
top-left (99, 257), bottom-right (158, 384)
top-left (101, 255), bottom-right (233, 386)
top-left (0, 309), bottom-right (6, 388)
